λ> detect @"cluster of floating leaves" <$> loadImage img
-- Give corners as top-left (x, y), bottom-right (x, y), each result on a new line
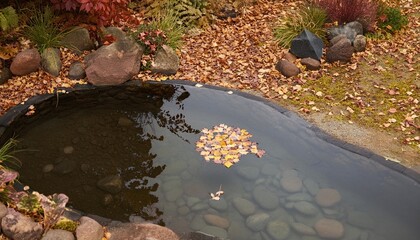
top-left (196, 124), bottom-right (265, 168)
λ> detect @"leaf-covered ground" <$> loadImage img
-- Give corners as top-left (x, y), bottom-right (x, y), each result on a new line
top-left (0, 0), bottom-right (419, 166)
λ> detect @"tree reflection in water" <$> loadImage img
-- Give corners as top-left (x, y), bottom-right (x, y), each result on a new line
top-left (13, 84), bottom-right (199, 223)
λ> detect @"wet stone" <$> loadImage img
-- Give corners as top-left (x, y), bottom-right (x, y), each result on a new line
top-left (314, 218), bottom-right (344, 239)
top-left (236, 165), bottom-right (260, 180)
top-left (291, 222), bottom-right (316, 236)
top-left (203, 214), bottom-right (230, 229)
top-left (42, 164), bottom-right (54, 173)
top-left (96, 175), bottom-right (123, 194)
top-left (303, 179), bottom-right (320, 196)
top-left (228, 221), bottom-right (253, 240)
top-left (286, 192), bottom-right (313, 202)
top-left (347, 211), bottom-right (375, 229)
top-left (246, 213), bottom-right (270, 232)
top-left (191, 202), bottom-right (209, 211)
top-left (281, 176), bottom-right (303, 193)
top-left (266, 220), bottom-right (290, 240)
top-left (294, 201), bottom-right (319, 216)
top-left (63, 146), bottom-right (74, 154)
top-left (200, 225), bottom-right (228, 239)
top-left (177, 206), bottom-right (189, 215)
top-left (315, 188), bottom-right (341, 207)
top-left (253, 185), bottom-right (279, 210)
top-left (186, 196), bottom-right (201, 207)
top-left (209, 198), bottom-right (228, 211)
top-left (190, 215), bottom-right (206, 231)
top-left (232, 197), bottom-right (256, 216)
top-left (53, 160), bottom-right (77, 174)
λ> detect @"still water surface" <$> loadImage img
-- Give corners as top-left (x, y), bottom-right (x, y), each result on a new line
top-left (15, 84), bottom-right (420, 240)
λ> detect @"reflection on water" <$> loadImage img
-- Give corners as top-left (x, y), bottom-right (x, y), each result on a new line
top-left (11, 84), bottom-right (420, 240)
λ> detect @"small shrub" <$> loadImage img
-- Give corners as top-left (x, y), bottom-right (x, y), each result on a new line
top-left (24, 6), bottom-right (69, 52)
top-left (274, 5), bottom-right (327, 48)
top-left (0, 6), bottom-right (19, 32)
top-left (312, 0), bottom-right (378, 32)
top-left (50, 0), bottom-right (132, 26)
top-left (132, 25), bottom-right (168, 55)
top-left (377, 7), bottom-right (408, 33)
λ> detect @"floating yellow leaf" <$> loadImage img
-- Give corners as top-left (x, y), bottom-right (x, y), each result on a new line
top-left (224, 161), bottom-right (233, 168)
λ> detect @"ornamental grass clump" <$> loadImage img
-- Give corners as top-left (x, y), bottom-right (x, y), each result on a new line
top-left (312, 0), bottom-right (378, 32)
top-left (274, 5), bottom-right (327, 48)
top-left (24, 6), bottom-right (70, 53)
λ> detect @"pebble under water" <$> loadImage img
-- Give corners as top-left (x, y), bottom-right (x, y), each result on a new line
top-left (12, 83), bottom-right (420, 240)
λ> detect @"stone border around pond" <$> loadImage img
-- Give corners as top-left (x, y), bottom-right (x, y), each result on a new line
top-left (0, 79), bottom-right (419, 240)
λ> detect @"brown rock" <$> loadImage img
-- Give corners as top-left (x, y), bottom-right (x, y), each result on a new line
top-left (204, 214), bottom-right (230, 229)
top-left (283, 52), bottom-right (297, 63)
top-left (85, 38), bottom-right (142, 86)
top-left (326, 38), bottom-right (354, 63)
top-left (275, 60), bottom-right (300, 78)
top-left (151, 45), bottom-right (180, 75)
top-left (315, 188), bottom-right (341, 207)
top-left (314, 218), bottom-right (344, 239)
top-left (76, 217), bottom-right (103, 240)
top-left (280, 176), bottom-right (303, 193)
top-left (353, 35), bottom-right (367, 52)
top-left (301, 58), bottom-right (321, 70)
top-left (10, 48), bottom-right (41, 75)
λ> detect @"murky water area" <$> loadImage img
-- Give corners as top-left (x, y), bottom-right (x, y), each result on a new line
top-left (14, 84), bottom-right (420, 240)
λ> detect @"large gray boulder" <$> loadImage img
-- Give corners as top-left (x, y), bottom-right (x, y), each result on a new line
top-left (328, 21), bottom-right (363, 43)
top-left (85, 38), bottom-right (142, 86)
top-left (10, 48), bottom-right (41, 75)
top-left (1, 209), bottom-right (43, 240)
top-left (151, 45), bottom-right (180, 75)
top-left (41, 47), bottom-right (62, 77)
top-left (61, 27), bottom-right (95, 54)
top-left (326, 38), bottom-right (354, 63)
top-left (290, 29), bottom-right (324, 60)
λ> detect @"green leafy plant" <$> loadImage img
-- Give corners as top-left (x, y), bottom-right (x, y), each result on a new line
top-left (145, 0), bottom-right (207, 28)
top-left (377, 6), bottom-right (408, 33)
top-left (24, 6), bottom-right (70, 52)
top-left (0, 6), bottom-right (19, 32)
top-left (274, 5), bottom-right (327, 48)
top-left (16, 192), bottom-right (43, 215)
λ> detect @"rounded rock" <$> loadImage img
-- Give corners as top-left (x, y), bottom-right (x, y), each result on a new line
top-left (314, 218), bottom-right (344, 239)
top-left (266, 220), bottom-right (290, 240)
top-left (315, 188), bottom-right (341, 207)
top-left (246, 213), bottom-right (270, 232)
top-left (280, 176), bottom-right (303, 193)
top-left (203, 214), bottom-right (230, 229)
top-left (252, 185), bottom-right (279, 210)
top-left (232, 197), bottom-right (256, 216)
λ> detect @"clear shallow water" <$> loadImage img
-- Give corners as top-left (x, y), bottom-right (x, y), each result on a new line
top-left (13, 84), bottom-right (420, 240)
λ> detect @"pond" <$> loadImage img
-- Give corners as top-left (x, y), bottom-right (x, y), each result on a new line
top-left (3, 82), bottom-right (420, 240)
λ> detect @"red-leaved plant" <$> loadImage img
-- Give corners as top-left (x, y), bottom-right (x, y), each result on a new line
top-left (50, 0), bottom-right (132, 26)
top-left (312, 0), bottom-right (378, 31)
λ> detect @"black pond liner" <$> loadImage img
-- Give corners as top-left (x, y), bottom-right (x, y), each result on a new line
top-left (0, 80), bottom-right (420, 237)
